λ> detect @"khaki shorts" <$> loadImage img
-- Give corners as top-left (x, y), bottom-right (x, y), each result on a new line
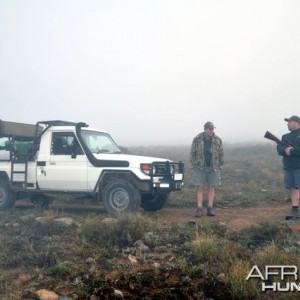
top-left (192, 167), bottom-right (221, 187)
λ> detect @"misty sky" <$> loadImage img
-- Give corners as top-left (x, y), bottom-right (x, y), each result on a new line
top-left (0, 0), bottom-right (299, 146)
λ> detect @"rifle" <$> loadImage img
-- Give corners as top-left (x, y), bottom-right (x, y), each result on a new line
top-left (264, 131), bottom-right (295, 148)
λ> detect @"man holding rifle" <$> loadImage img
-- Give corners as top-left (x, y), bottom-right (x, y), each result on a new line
top-left (277, 116), bottom-right (300, 220)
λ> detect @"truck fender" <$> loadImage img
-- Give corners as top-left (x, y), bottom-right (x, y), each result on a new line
top-left (94, 170), bottom-right (150, 199)
top-left (0, 171), bottom-right (11, 187)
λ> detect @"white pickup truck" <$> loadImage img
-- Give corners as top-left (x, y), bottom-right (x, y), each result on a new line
top-left (0, 120), bottom-right (184, 213)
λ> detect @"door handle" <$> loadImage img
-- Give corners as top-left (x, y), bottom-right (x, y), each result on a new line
top-left (49, 162), bottom-right (56, 165)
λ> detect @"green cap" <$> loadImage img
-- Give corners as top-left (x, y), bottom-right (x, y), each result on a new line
top-left (204, 121), bottom-right (215, 129)
top-left (284, 115), bottom-right (300, 123)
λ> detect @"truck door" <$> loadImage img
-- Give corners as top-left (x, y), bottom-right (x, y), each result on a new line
top-left (37, 132), bottom-right (88, 191)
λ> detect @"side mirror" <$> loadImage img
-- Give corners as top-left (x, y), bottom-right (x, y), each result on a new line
top-left (71, 153), bottom-right (77, 159)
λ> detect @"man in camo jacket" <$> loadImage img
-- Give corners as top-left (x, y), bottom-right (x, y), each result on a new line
top-left (190, 121), bottom-right (224, 217)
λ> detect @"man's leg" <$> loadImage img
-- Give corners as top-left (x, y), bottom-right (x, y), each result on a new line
top-left (207, 186), bottom-right (216, 216)
top-left (285, 170), bottom-right (300, 220)
top-left (286, 188), bottom-right (300, 220)
top-left (207, 169), bottom-right (219, 216)
top-left (193, 168), bottom-right (206, 218)
top-left (291, 188), bottom-right (300, 206)
top-left (195, 186), bottom-right (204, 217)
top-left (197, 186), bottom-right (205, 207)
top-left (207, 186), bottom-right (215, 207)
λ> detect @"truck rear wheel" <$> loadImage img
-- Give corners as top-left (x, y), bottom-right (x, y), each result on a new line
top-left (0, 180), bottom-right (15, 210)
top-left (141, 193), bottom-right (169, 211)
top-left (102, 179), bottom-right (141, 213)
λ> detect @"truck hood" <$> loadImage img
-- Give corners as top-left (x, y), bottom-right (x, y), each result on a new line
top-left (92, 153), bottom-right (171, 168)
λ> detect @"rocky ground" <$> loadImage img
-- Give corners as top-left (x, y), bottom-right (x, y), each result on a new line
top-left (0, 200), bottom-right (299, 300)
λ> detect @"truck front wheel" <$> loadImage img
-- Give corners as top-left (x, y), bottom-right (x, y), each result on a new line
top-left (102, 179), bottom-right (141, 213)
top-left (141, 193), bottom-right (169, 211)
top-left (0, 180), bottom-right (15, 210)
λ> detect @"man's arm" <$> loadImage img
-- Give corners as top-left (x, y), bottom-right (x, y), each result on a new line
top-left (277, 134), bottom-right (289, 156)
top-left (190, 138), bottom-right (197, 166)
top-left (219, 138), bottom-right (224, 169)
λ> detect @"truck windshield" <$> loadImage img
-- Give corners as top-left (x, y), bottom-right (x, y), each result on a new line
top-left (80, 130), bottom-right (121, 154)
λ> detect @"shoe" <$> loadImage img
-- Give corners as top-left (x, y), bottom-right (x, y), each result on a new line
top-left (207, 206), bottom-right (215, 217)
top-left (286, 207), bottom-right (298, 220)
top-left (285, 207), bottom-right (298, 220)
top-left (195, 207), bottom-right (202, 218)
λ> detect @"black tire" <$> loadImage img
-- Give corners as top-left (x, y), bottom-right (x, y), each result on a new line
top-left (102, 179), bottom-right (141, 213)
top-left (0, 179), bottom-right (15, 210)
top-left (141, 193), bottom-right (169, 211)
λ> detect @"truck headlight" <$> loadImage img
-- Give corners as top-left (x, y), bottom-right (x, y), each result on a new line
top-left (140, 163), bottom-right (151, 175)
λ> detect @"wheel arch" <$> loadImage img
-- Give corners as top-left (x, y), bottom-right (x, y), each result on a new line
top-left (94, 170), bottom-right (150, 200)
top-left (0, 171), bottom-right (11, 186)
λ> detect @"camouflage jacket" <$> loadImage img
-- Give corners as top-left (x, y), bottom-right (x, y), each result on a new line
top-left (190, 132), bottom-right (224, 170)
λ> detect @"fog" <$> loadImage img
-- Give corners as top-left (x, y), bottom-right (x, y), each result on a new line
top-left (0, 0), bottom-right (299, 146)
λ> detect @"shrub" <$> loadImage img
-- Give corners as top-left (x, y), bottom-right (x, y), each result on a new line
top-left (80, 213), bottom-right (155, 248)
top-left (187, 235), bottom-right (218, 262)
top-left (254, 242), bottom-right (298, 270)
top-left (228, 260), bottom-right (259, 299)
top-left (230, 221), bottom-right (291, 249)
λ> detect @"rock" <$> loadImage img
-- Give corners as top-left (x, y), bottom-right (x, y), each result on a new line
top-left (35, 217), bottom-right (52, 224)
top-left (144, 232), bottom-right (155, 239)
top-left (153, 262), bottom-right (160, 269)
top-left (133, 240), bottom-right (150, 252)
top-left (217, 273), bottom-right (226, 283)
top-left (85, 257), bottom-right (96, 264)
top-left (128, 254), bottom-right (138, 264)
top-left (182, 276), bottom-right (192, 284)
top-left (114, 289), bottom-right (124, 298)
top-left (101, 218), bottom-right (117, 224)
top-left (88, 265), bottom-right (96, 273)
top-left (54, 217), bottom-right (75, 226)
top-left (35, 289), bottom-right (59, 300)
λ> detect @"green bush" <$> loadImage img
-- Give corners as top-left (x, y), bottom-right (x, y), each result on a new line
top-left (187, 235), bottom-right (218, 262)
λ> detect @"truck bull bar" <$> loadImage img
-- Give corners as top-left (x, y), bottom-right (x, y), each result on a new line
top-left (148, 161), bottom-right (184, 191)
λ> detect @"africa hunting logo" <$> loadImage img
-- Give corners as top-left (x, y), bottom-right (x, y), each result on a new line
top-left (246, 265), bottom-right (300, 292)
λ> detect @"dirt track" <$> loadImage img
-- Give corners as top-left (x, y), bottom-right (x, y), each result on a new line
top-left (15, 200), bottom-right (294, 232)
top-left (156, 203), bottom-right (293, 232)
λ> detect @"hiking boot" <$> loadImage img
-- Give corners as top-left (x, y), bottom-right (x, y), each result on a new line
top-left (207, 206), bottom-right (215, 217)
top-left (286, 207), bottom-right (299, 220)
top-left (195, 206), bottom-right (202, 218)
